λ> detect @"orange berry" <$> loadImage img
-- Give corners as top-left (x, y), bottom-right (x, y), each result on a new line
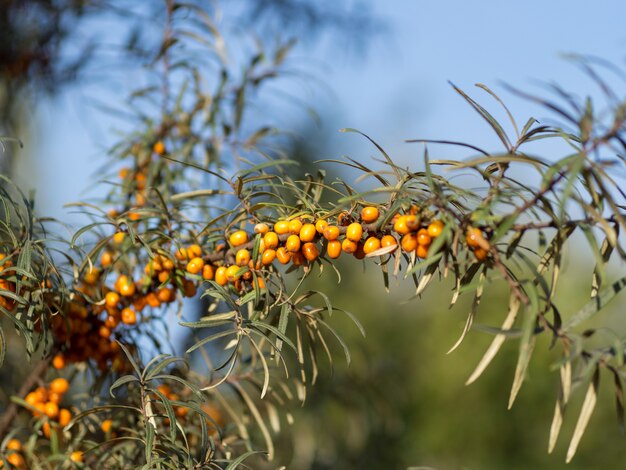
top-left (175, 406), bottom-right (189, 418)
top-left (25, 392), bottom-right (40, 407)
top-left (175, 247), bottom-right (188, 261)
top-left (44, 401), bottom-right (59, 419)
top-left (401, 233), bottom-right (418, 252)
top-left (416, 244), bottom-right (429, 259)
top-left (341, 239), bottom-right (358, 254)
top-left (83, 267), bottom-right (100, 285)
top-left (50, 377), bottom-right (70, 395)
top-left (146, 292), bottom-right (160, 308)
top-left (363, 236), bottom-right (381, 254)
top-left (70, 451), bottom-right (84, 463)
top-left (202, 264), bottom-right (215, 280)
top-left (262, 249), bottom-right (276, 265)
top-left (381, 235), bottom-right (398, 248)
top-left (33, 401), bottom-right (46, 417)
top-left (100, 419), bottom-right (112, 433)
top-left (112, 231), bottom-right (126, 244)
top-left (285, 235), bottom-right (301, 253)
top-left (117, 275), bottom-right (136, 297)
top-left (323, 225), bottom-right (340, 241)
top-left (100, 251), bottom-right (113, 268)
top-left (346, 223), bottom-right (363, 242)
top-left (186, 257), bottom-right (205, 274)
top-left (99, 325), bottom-right (111, 339)
top-left (299, 223), bottom-right (317, 242)
top-left (162, 257), bottom-right (174, 271)
top-left (229, 230), bottom-right (248, 247)
top-left (52, 354), bottom-right (65, 370)
top-left (153, 140), bottom-right (166, 155)
top-left (276, 247), bottom-right (291, 264)
top-left (288, 218), bottom-right (303, 235)
top-left (273, 220), bottom-right (289, 235)
top-left (263, 231), bottom-right (279, 250)
top-left (42, 421), bottom-right (52, 438)
top-left (235, 249), bottom-right (251, 266)
top-left (393, 214), bottom-right (418, 235)
top-left (6, 439), bottom-right (21, 451)
top-left (121, 308), bottom-right (137, 325)
top-left (215, 267), bottom-right (228, 286)
top-left (302, 243), bottom-right (319, 262)
top-left (254, 277), bottom-right (266, 289)
top-left (254, 223), bottom-right (270, 234)
top-left (327, 240), bottom-right (342, 259)
top-left (157, 270), bottom-right (170, 283)
top-left (7, 453), bottom-right (25, 468)
top-left (427, 220), bottom-right (444, 238)
top-left (187, 244), bottom-right (202, 258)
top-left (474, 247), bottom-right (488, 261)
top-left (105, 291), bottom-right (120, 309)
top-left (466, 227), bottom-right (486, 249)
top-left (361, 206), bottom-right (379, 223)
top-left (315, 219), bottom-right (329, 234)
top-left (157, 287), bottom-right (175, 303)
top-left (226, 265), bottom-right (241, 282)
top-left (59, 408), bottom-right (71, 427)
top-left (156, 384), bottom-right (171, 396)
top-left (48, 391), bottom-right (62, 405)
top-left (417, 228), bottom-right (432, 246)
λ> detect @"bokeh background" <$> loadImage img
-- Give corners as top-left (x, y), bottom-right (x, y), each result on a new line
top-left (2, 1), bottom-right (626, 468)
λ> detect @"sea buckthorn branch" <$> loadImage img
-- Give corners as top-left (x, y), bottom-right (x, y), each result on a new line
top-left (3, 5), bottom-right (626, 467)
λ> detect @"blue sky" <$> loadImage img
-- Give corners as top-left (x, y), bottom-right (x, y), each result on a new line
top-left (13, 0), bottom-right (626, 221)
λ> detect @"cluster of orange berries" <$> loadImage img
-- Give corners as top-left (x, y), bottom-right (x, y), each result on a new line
top-left (108, 140), bottom-right (166, 221)
top-left (0, 254), bottom-right (16, 312)
top-left (23, 378), bottom-right (72, 439)
top-left (1, 439), bottom-right (26, 469)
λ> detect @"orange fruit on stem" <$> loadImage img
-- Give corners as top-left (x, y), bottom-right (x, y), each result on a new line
top-left (323, 225), bottom-right (340, 241)
top-left (229, 230), bottom-right (248, 247)
top-left (288, 218), bottom-right (303, 235)
top-left (361, 206), bottom-right (379, 223)
top-left (235, 249), bottom-right (251, 266)
top-left (345, 223), bottom-right (363, 242)
top-left (273, 220), bottom-right (289, 235)
top-left (417, 228), bottom-right (431, 246)
top-left (341, 239), bottom-right (358, 254)
top-left (276, 247), bottom-right (291, 264)
top-left (121, 308), bottom-right (137, 325)
top-left (381, 235), bottom-right (397, 248)
top-left (299, 223), bottom-right (317, 242)
top-left (401, 233), bottom-right (418, 252)
top-left (302, 243), bottom-right (319, 261)
top-left (202, 264), bottom-right (215, 280)
top-left (327, 240), bottom-right (341, 259)
top-left (286, 235), bottom-right (301, 253)
top-left (315, 219), bottom-right (328, 233)
top-left (186, 257), bottom-right (205, 274)
top-left (363, 236), bottom-right (381, 254)
top-left (262, 249), bottom-right (276, 265)
top-left (427, 219), bottom-right (444, 238)
top-left (50, 378), bottom-right (69, 395)
top-left (263, 231), bottom-right (279, 250)
top-left (59, 408), bottom-right (72, 427)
